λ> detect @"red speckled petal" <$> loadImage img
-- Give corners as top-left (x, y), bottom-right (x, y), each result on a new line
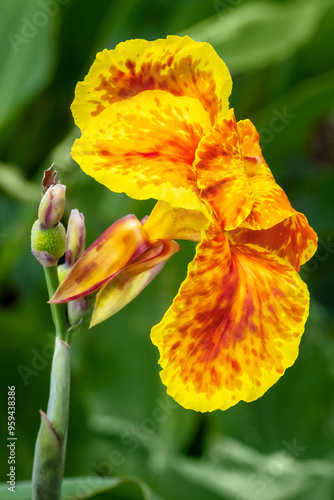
top-left (71, 90), bottom-right (211, 212)
top-left (151, 222), bottom-right (309, 412)
top-left (91, 239), bottom-right (180, 326)
top-left (72, 35), bottom-right (232, 129)
top-left (223, 119), bottom-right (318, 270)
top-left (194, 109), bottom-right (254, 230)
top-left (50, 215), bottom-right (150, 303)
top-left (237, 119), bottom-right (296, 230)
top-left (228, 213), bottom-right (318, 272)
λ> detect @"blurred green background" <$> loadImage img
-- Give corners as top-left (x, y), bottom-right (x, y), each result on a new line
top-left (1, 0), bottom-right (334, 498)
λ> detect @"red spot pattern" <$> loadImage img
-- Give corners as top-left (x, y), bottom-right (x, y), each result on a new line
top-left (91, 52), bottom-right (220, 124)
top-left (151, 221), bottom-right (309, 409)
top-left (230, 213), bottom-right (318, 271)
top-left (75, 90), bottom-right (210, 201)
top-left (195, 110), bottom-right (253, 230)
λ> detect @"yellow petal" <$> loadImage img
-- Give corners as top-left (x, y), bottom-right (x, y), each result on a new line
top-left (71, 90), bottom-right (211, 212)
top-left (237, 118), bottom-right (299, 229)
top-left (228, 213), bottom-right (318, 271)
top-left (143, 200), bottom-right (209, 242)
top-left (194, 109), bottom-right (254, 230)
top-left (151, 222), bottom-right (309, 412)
top-left (91, 239), bottom-right (180, 326)
top-left (50, 215), bottom-right (150, 303)
top-left (227, 119), bottom-right (318, 270)
top-left (71, 35), bottom-right (232, 129)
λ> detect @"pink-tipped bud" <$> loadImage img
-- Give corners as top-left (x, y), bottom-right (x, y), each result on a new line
top-left (67, 298), bottom-right (90, 327)
top-left (65, 209), bottom-right (86, 267)
top-left (38, 184), bottom-right (66, 229)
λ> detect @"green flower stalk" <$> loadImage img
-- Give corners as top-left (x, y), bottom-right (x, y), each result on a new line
top-left (32, 337), bottom-right (70, 500)
top-left (31, 166), bottom-right (73, 500)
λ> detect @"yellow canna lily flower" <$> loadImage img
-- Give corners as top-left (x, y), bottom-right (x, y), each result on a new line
top-left (52, 36), bottom-right (317, 412)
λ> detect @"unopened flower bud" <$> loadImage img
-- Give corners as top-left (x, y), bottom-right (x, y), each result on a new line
top-left (31, 220), bottom-right (66, 267)
top-left (68, 298), bottom-right (90, 327)
top-left (38, 184), bottom-right (66, 229)
top-left (56, 209), bottom-right (89, 326)
top-left (65, 209), bottom-right (86, 267)
top-left (57, 263), bottom-right (69, 283)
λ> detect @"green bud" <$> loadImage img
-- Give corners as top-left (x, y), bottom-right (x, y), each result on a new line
top-left (31, 220), bottom-right (66, 267)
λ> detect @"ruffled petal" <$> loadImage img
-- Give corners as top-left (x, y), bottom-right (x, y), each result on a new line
top-left (194, 109), bottom-right (254, 230)
top-left (151, 222), bottom-right (309, 412)
top-left (237, 119), bottom-right (298, 229)
top-left (71, 90), bottom-right (211, 212)
top-left (91, 239), bottom-right (180, 326)
top-left (143, 200), bottom-right (208, 242)
top-left (71, 35), bottom-right (232, 129)
top-left (50, 215), bottom-right (150, 303)
top-left (228, 213), bottom-right (318, 272)
top-left (231, 119), bottom-right (318, 270)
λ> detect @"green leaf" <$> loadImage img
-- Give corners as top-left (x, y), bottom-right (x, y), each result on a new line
top-left (253, 67), bottom-right (334, 164)
top-left (171, 438), bottom-right (334, 500)
top-left (182, 0), bottom-right (334, 72)
top-left (0, 163), bottom-right (40, 204)
top-left (0, 476), bottom-right (163, 500)
top-left (0, 0), bottom-right (57, 138)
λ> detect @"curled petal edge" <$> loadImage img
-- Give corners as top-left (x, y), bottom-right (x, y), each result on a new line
top-left (50, 215), bottom-right (151, 303)
top-left (91, 239), bottom-right (180, 326)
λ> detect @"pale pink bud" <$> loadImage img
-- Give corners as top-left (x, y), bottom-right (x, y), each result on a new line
top-left (65, 209), bottom-right (86, 267)
top-left (38, 184), bottom-right (66, 229)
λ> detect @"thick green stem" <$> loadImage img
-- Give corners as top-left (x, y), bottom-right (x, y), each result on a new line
top-left (44, 265), bottom-right (68, 340)
top-left (32, 265), bottom-right (71, 499)
top-left (32, 337), bottom-right (71, 500)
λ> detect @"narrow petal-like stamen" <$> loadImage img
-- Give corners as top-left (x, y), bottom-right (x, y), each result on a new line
top-left (143, 200), bottom-right (209, 242)
top-left (230, 118), bottom-right (318, 269)
top-left (194, 109), bottom-right (254, 230)
top-left (237, 118), bottom-right (298, 229)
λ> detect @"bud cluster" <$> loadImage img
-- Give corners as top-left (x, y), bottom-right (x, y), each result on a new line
top-left (31, 167), bottom-right (67, 267)
top-left (31, 165), bottom-right (89, 327)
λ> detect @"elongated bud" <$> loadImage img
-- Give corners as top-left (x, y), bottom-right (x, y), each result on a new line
top-left (65, 209), bottom-right (86, 267)
top-left (38, 184), bottom-right (66, 229)
top-left (57, 209), bottom-right (86, 280)
top-left (57, 209), bottom-right (89, 327)
top-left (67, 298), bottom-right (90, 328)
